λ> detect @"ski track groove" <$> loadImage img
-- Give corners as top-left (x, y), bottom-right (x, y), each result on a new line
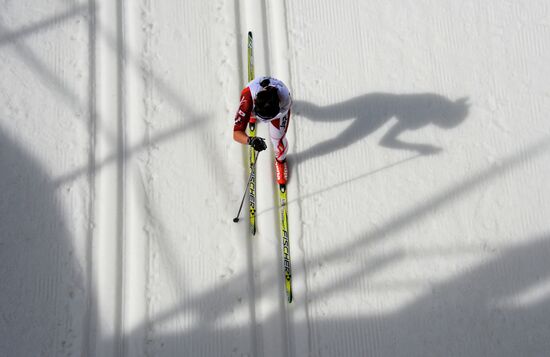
top-left (90, 0), bottom-right (129, 355)
top-left (116, 1), bottom-right (128, 356)
top-left (264, 2), bottom-right (294, 355)
top-left (268, 1), bottom-right (313, 356)
top-left (238, 1), bottom-right (267, 356)
top-left (284, 5), bottom-right (317, 357)
top-left (84, 1), bottom-right (97, 356)
top-left (140, 1), bottom-right (155, 355)
top-left (230, 1), bottom-right (260, 356)
top-left (241, 0), bottom-right (279, 355)
top-left (237, 0), bottom-right (311, 355)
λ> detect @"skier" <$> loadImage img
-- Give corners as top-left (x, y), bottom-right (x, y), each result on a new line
top-left (233, 76), bottom-right (292, 185)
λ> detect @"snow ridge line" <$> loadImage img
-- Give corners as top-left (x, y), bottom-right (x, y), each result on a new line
top-left (239, 0), bottom-right (311, 356)
top-left (237, 1), bottom-right (310, 355)
top-left (139, 1), bottom-right (156, 355)
top-left (237, 1), bottom-right (265, 356)
top-left (277, 4), bottom-right (314, 355)
top-left (90, 0), bottom-right (128, 355)
top-left (262, 3), bottom-right (293, 356)
top-left (84, 1), bottom-right (97, 356)
top-left (115, 0), bottom-right (128, 355)
top-left (264, 1), bottom-right (313, 357)
top-left (227, 0), bottom-right (261, 352)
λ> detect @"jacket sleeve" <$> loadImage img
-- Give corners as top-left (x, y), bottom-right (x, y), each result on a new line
top-left (233, 87), bottom-right (253, 132)
top-left (276, 84), bottom-right (292, 119)
top-left (279, 91), bottom-right (292, 116)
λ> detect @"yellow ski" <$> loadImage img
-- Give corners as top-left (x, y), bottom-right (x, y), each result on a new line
top-left (247, 31), bottom-right (257, 235)
top-left (279, 184), bottom-right (293, 303)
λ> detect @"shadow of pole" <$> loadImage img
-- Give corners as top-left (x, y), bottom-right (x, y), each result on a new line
top-left (313, 136), bottom-right (550, 271)
top-left (0, 5), bottom-right (88, 45)
top-left (257, 154), bottom-right (421, 217)
top-left (0, 20), bottom-right (82, 108)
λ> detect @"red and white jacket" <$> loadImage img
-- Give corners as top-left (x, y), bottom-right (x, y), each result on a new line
top-left (233, 76), bottom-right (292, 132)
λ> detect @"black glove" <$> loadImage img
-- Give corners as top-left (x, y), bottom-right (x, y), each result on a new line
top-left (248, 136), bottom-right (267, 152)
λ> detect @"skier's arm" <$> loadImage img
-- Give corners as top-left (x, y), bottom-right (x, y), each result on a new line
top-left (233, 87), bottom-right (253, 145)
top-left (233, 130), bottom-right (249, 144)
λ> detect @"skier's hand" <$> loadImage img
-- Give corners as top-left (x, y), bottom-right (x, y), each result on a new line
top-left (248, 136), bottom-right (267, 152)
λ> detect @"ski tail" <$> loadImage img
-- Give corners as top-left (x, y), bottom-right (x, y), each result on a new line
top-left (279, 184), bottom-right (293, 303)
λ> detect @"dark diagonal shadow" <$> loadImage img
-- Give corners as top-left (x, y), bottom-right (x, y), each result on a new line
top-left (1, 5), bottom-right (211, 187)
top-left (112, 233), bottom-right (550, 356)
top-left (370, 234), bottom-right (550, 357)
top-left (0, 127), bottom-right (85, 356)
top-left (0, 5), bottom-right (88, 45)
top-left (119, 135), bottom-right (550, 356)
top-left (0, 2), bottom-right (210, 188)
top-left (53, 109), bottom-right (207, 185)
top-left (316, 136), bottom-right (550, 269)
top-left (293, 93), bottom-right (470, 166)
top-left (0, 18), bottom-right (82, 108)
top-left (257, 154), bottom-right (421, 217)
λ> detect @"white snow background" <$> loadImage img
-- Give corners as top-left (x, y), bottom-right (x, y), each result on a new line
top-left (1, 0), bottom-right (549, 356)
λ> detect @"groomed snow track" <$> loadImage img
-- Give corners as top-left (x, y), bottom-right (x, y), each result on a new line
top-left (89, 0), bottom-right (309, 356)
top-left (1, 1), bottom-right (550, 356)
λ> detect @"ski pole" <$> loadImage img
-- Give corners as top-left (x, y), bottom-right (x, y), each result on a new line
top-left (233, 151), bottom-right (260, 223)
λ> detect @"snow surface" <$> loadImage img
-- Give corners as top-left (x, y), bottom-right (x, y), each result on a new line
top-left (1, 0), bottom-right (550, 356)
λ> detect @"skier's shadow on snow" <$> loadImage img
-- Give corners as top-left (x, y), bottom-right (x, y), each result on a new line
top-left (292, 93), bottom-right (470, 166)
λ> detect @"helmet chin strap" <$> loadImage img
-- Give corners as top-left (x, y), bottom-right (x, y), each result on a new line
top-left (254, 109), bottom-right (275, 121)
